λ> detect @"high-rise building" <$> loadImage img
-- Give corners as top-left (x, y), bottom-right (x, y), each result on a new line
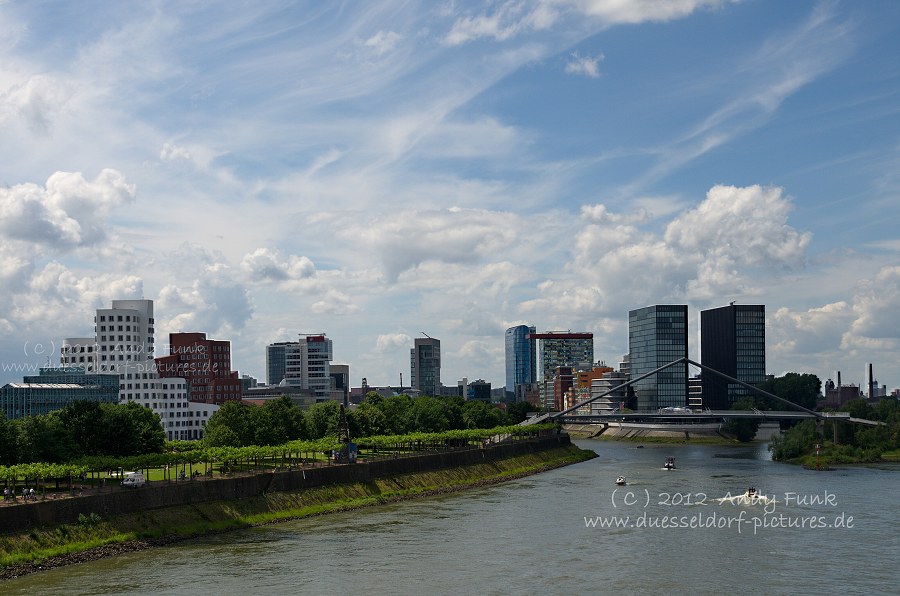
top-left (330, 364), bottom-right (350, 406)
top-left (267, 335), bottom-right (334, 400)
top-left (628, 305), bottom-right (688, 411)
top-left (700, 304), bottom-right (765, 410)
top-left (411, 337), bottom-right (441, 397)
top-left (94, 299), bottom-right (156, 374)
top-left (156, 332), bottom-right (241, 405)
top-left (505, 325), bottom-right (537, 401)
top-left (530, 331), bottom-right (593, 410)
top-left (60, 299), bottom-right (217, 440)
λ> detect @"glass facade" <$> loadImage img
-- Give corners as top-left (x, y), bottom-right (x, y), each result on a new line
top-left (700, 304), bottom-right (766, 409)
top-left (505, 325), bottom-right (536, 399)
top-left (530, 332), bottom-right (594, 410)
top-left (411, 338), bottom-right (441, 397)
top-left (0, 367), bottom-right (120, 420)
top-left (628, 305), bottom-right (688, 411)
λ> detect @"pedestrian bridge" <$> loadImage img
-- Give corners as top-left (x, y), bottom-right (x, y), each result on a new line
top-left (521, 357), bottom-right (883, 428)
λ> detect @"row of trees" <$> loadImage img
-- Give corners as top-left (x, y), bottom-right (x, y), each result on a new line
top-left (0, 393), bottom-right (538, 463)
top-left (0, 401), bottom-right (165, 465)
top-left (204, 394), bottom-right (538, 448)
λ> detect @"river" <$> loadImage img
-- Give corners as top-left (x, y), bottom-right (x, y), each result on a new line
top-left (3, 439), bottom-right (897, 595)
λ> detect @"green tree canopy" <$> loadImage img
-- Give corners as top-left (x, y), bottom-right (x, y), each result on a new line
top-left (756, 373), bottom-right (821, 411)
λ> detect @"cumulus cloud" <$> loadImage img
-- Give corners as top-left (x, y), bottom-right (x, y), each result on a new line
top-left (337, 207), bottom-right (518, 281)
top-left (376, 332), bottom-right (412, 352)
top-left (0, 74), bottom-right (71, 134)
top-left (565, 52), bottom-right (603, 77)
top-left (845, 266), bottom-right (900, 347)
top-left (312, 289), bottom-right (360, 316)
top-left (0, 169), bottom-right (135, 250)
top-left (240, 248), bottom-right (316, 282)
top-left (156, 244), bottom-right (253, 338)
top-left (524, 184), bottom-right (813, 321)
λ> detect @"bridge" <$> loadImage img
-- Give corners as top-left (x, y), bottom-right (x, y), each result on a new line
top-left (522, 357), bottom-right (883, 428)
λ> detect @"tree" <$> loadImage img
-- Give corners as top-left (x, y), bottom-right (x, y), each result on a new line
top-left (506, 401), bottom-right (538, 424)
top-left (0, 413), bottom-right (17, 465)
top-left (12, 413), bottom-right (73, 463)
top-left (57, 401), bottom-right (105, 458)
top-left (348, 401), bottom-right (389, 437)
top-left (306, 401), bottom-right (341, 439)
top-left (375, 394), bottom-right (414, 435)
top-left (204, 401), bottom-right (254, 447)
top-left (756, 373), bottom-right (821, 412)
top-left (461, 401), bottom-right (507, 429)
top-left (409, 397), bottom-right (450, 432)
top-left (723, 398), bottom-right (762, 442)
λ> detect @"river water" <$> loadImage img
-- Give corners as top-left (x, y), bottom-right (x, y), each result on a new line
top-left (3, 439), bottom-right (897, 595)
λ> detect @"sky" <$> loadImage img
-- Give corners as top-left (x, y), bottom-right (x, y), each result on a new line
top-left (1, 0), bottom-right (899, 394)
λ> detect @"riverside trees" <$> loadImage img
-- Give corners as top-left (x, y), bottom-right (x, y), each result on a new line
top-left (0, 402), bottom-right (164, 465)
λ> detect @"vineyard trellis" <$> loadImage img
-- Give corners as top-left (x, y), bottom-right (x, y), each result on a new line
top-left (0, 424), bottom-right (559, 500)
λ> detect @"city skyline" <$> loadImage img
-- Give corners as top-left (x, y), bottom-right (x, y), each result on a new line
top-left (1, 2), bottom-right (898, 392)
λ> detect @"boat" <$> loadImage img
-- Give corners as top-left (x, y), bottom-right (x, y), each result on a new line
top-left (664, 457), bottom-right (676, 470)
top-left (715, 487), bottom-right (776, 506)
top-left (616, 476), bottom-right (627, 486)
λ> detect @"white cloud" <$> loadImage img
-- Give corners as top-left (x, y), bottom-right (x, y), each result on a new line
top-left (312, 289), bottom-right (359, 316)
top-left (0, 74), bottom-right (72, 134)
top-left (362, 30), bottom-right (403, 56)
top-left (240, 248), bottom-right (316, 282)
top-left (335, 207), bottom-right (519, 280)
top-left (570, 0), bottom-right (726, 25)
top-left (376, 333), bottom-right (412, 352)
top-left (565, 51), bottom-right (603, 77)
top-left (0, 169), bottom-right (135, 250)
top-left (160, 142), bottom-right (192, 162)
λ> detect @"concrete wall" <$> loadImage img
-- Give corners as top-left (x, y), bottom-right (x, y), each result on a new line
top-left (0, 436), bottom-right (569, 534)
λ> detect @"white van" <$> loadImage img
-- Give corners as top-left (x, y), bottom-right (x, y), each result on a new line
top-left (121, 472), bottom-right (145, 488)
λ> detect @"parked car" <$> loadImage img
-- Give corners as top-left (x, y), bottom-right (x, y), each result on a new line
top-left (121, 472), bottom-right (145, 488)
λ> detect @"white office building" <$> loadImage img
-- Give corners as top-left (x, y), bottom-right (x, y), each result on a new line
top-left (62, 299), bottom-right (217, 440)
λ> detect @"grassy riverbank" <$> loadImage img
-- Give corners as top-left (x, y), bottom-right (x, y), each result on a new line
top-left (1, 444), bottom-right (594, 578)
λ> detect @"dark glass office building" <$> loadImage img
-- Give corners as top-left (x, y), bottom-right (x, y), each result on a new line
top-left (505, 325), bottom-right (536, 400)
top-left (411, 337), bottom-right (441, 397)
top-left (700, 304), bottom-right (766, 409)
top-left (628, 305), bottom-right (688, 411)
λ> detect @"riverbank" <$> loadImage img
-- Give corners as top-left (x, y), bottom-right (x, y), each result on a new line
top-left (565, 424), bottom-right (742, 445)
top-left (0, 443), bottom-right (594, 579)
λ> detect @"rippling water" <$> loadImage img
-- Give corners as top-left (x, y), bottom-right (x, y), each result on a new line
top-left (4, 440), bottom-right (897, 595)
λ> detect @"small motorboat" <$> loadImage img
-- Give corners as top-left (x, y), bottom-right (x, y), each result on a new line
top-left (616, 476), bottom-right (627, 486)
top-left (715, 487), bottom-right (776, 506)
top-left (664, 457), bottom-right (676, 470)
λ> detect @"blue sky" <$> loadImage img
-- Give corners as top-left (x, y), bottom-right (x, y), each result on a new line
top-left (1, 0), bottom-right (898, 393)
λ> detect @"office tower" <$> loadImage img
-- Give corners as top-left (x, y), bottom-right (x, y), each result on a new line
top-left (628, 305), bottom-right (688, 411)
top-left (700, 304), bottom-right (765, 409)
top-left (267, 335), bottom-right (334, 400)
top-left (156, 332), bottom-right (241, 404)
top-left (529, 331), bottom-right (593, 410)
top-left (411, 336), bottom-right (441, 397)
top-left (505, 325), bottom-right (537, 401)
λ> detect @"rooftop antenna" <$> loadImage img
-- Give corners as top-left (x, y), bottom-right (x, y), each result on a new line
top-left (420, 331), bottom-right (433, 339)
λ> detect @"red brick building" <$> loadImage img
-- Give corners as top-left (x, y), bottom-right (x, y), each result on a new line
top-left (156, 332), bottom-right (241, 404)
